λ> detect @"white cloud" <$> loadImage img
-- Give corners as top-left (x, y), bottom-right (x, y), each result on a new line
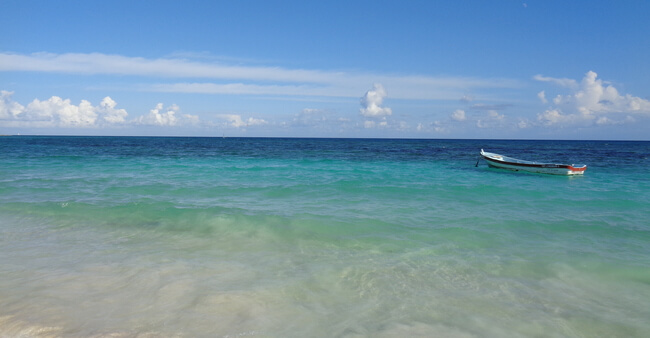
top-left (360, 83), bottom-right (392, 118)
top-left (533, 74), bottom-right (578, 88)
top-left (571, 71), bottom-right (650, 114)
top-left (537, 91), bottom-right (547, 104)
top-left (149, 83), bottom-right (331, 97)
top-left (469, 103), bottom-right (512, 111)
top-left (451, 109), bottom-right (466, 121)
top-left (537, 109), bottom-right (635, 127)
top-left (517, 119), bottom-right (530, 129)
top-left (26, 97), bottom-right (97, 127)
top-left (476, 110), bottom-right (505, 129)
top-left (1, 92), bottom-right (202, 129)
top-left (0, 91), bottom-right (25, 119)
top-left (489, 110), bottom-right (504, 119)
top-left (537, 109), bottom-right (586, 126)
top-left (0, 52), bottom-right (521, 101)
top-left (97, 97), bottom-right (128, 124)
top-left (535, 71), bottom-right (650, 126)
top-left (433, 121), bottom-right (446, 133)
top-left (116, 102), bottom-right (198, 127)
top-left (459, 95), bottom-right (474, 102)
top-left (362, 120), bottom-right (389, 129)
top-left (0, 52), bottom-right (338, 84)
top-left (292, 108), bottom-right (333, 127)
top-left (412, 121), bottom-right (447, 133)
top-left (217, 114), bottom-right (268, 128)
top-left (596, 116), bottom-right (635, 126)
top-left (1, 91), bottom-right (126, 128)
top-left (136, 103), bottom-right (181, 126)
top-left (183, 114), bottom-right (201, 126)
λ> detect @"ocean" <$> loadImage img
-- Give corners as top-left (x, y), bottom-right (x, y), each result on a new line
top-left (0, 136), bottom-right (648, 337)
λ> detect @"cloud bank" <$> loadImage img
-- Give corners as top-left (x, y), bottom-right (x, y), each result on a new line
top-left (216, 114), bottom-right (268, 128)
top-left (535, 71), bottom-right (650, 127)
top-left (0, 91), bottom-right (127, 128)
top-left (0, 91), bottom-right (197, 128)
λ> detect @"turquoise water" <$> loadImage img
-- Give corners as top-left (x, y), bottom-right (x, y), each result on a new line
top-left (1, 136), bottom-right (648, 337)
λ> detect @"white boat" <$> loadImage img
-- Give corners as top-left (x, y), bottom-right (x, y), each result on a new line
top-left (479, 149), bottom-right (586, 175)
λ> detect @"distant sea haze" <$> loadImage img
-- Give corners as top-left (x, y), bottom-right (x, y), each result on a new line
top-left (1, 136), bottom-right (649, 337)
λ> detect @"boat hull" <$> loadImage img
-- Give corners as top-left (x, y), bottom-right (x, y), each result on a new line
top-left (480, 150), bottom-right (586, 175)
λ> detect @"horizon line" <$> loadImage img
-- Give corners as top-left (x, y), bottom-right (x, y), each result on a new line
top-left (3, 134), bottom-right (648, 142)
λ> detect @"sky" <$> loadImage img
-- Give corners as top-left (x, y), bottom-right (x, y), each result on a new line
top-left (1, 0), bottom-right (649, 139)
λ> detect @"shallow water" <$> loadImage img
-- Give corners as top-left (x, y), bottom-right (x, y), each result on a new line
top-left (1, 136), bottom-right (649, 337)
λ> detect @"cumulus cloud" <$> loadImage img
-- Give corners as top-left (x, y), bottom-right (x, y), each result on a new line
top-left (97, 97), bottom-right (128, 124)
top-left (451, 109), bottom-right (466, 121)
top-left (217, 114), bottom-right (267, 128)
top-left (363, 120), bottom-right (388, 129)
top-left (476, 110), bottom-right (505, 129)
top-left (0, 91), bottom-right (25, 119)
top-left (363, 120), bottom-right (376, 129)
top-left (136, 103), bottom-right (180, 126)
top-left (432, 121), bottom-right (446, 133)
top-left (0, 91), bottom-right (129, 128)
top-left (1, 91), bottom-right (201, 129)
top-left (537, 108), bottom-right (583, 126)
top-left (290, 108), bottom-right (350, 131)
top-left (360, 83), bottom-right (392, 118)
top-left (293, 108), bottom-right (329, 126)
top-left (560, 71), bottom-right (650, 114)
top-left (537, 91), bottom-right (547, 104)
top-left (413, 121), bottom-right (445, 133)
top-left (535, 71), bottom-right (650, 126)
top-left (29, 96), bottom-right (97, 126)
top-left (517, 119), bottom-right (530, 129)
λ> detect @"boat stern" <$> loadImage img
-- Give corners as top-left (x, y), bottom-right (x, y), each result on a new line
top-left (567, 165), bottom-right (587, 175)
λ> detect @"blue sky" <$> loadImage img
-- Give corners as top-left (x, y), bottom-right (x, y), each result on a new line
top-left (1, 0), bottom-right (649, 139)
